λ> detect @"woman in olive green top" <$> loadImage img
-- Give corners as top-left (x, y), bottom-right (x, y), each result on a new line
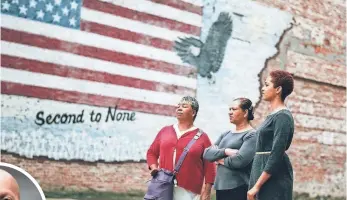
top-left (247, 70), bottom-right (295, 200)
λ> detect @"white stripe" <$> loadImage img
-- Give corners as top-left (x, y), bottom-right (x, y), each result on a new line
top-left (1, 67), bottom-right (184, 106)
top-left (1, 95), bottom-right (174, 122)
top-left (1, 94), bottom-right (175, 140)
top-left (81, 8), bottom-right (197, 41)
top-left (1, 95), bottom-right (176, 161)
top-left (1, 41), bottom-right (197, 89)
top-left (1, 95), bottom-right (176, 132)
top-left (1, 14), bottom-right (190, 67)
top-left (99, 0), bottom-right (202, 27)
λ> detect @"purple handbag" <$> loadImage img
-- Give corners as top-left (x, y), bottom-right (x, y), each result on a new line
top-left (144, 129), bottom-right (203, 200)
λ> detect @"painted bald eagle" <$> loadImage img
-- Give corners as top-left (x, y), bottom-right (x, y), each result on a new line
top-left (174, 12), bottom-right (233, 84)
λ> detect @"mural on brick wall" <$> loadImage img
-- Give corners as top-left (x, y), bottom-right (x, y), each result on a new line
top-left (1, 0), bottom-right (292, 162)
top-left (193, 0), bottom-right (294, 145)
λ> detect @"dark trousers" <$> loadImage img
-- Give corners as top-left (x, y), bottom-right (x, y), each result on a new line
top-left (216, 185), bottom-right (248, 200)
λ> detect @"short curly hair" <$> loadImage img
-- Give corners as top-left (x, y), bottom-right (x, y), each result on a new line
top-left (270, 70), bottom-right (294, 101)
top-left (179, 96), bottom-right (199, 121)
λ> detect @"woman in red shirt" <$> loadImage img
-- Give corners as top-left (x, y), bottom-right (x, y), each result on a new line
top-left (146, 96), bottom-right (216, 200)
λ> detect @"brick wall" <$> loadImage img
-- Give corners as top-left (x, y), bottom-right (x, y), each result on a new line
top-left (1, 0), bottom-right (346, 199)
top-left (1, 154), bottom-right (149, 193)
top-left (252, 0), bottom-right (346, 198)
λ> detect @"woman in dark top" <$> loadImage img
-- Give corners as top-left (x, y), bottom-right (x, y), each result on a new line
top-left (247, 70), bottom-right (295, 200)
top-left (203, 98), bottom-right (256, 200)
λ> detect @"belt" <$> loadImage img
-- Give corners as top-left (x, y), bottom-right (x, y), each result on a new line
top-left (255, 151), bottom-right (271, 155)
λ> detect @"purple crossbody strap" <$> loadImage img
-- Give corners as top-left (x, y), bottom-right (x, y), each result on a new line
top-left (173, 129), bottom-right (203, 174)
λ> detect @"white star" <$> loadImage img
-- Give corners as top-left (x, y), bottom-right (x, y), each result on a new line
top-left (52, 12), bottom-right (61, 22)
top-left (19, 5), bottom-right (28, 15)
top-left (36, 9), bottom-right (44, 19)
top-left (69, 17), bottom-right (76, 26)
top-left (70, 1), bottom-right (78, 10)
top-left (29, 0), bottom-right (37, 8)
top-left (46, 2), bottom-right (53, 12)
top-left (62, 6), bottom-right (69, 16)
top-left (54, 0), bottom-right (61, 6)
top-left (2, 1), bottom-right (10, 11)
top-left (12, 0), bottom-right (19, 4)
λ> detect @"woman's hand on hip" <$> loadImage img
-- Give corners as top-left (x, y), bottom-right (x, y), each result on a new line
top-left (247, 186), bottom-right (260, 200)
top-left (149, 164), bottom-right (159, 177)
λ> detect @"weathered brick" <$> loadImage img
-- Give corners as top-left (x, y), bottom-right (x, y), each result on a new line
top-left (286, 51), bottom-right (346, 86)
top-left (293, 113), bottom-right (345, 133)
top-left (293, 128), bottom-right (346, 146)
top-left (255, 0), bottom-right (346, 32)
top-left (290, 79), bottom-right (346, 106)
top-left (286, 99), bottom-right (345, 120)
top-left (289, 141), bottom-right (346, 197)
top-left (293, 19), bottom-right (326, 45)
top-left (1, 153), bottom-right (150, 192)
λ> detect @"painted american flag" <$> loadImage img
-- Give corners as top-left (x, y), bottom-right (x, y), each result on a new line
top-left (1, 0), bottom-right (202, 117)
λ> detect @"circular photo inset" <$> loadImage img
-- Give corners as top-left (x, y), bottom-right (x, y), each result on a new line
top-left (0, 162), bottom-right (46, 200)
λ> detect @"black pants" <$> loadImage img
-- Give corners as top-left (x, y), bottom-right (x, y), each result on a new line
top-left (216, 185), bottom-right (248, 200)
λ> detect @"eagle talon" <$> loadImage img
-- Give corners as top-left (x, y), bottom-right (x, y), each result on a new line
top-left (208, 73), bottom-right (216, 85)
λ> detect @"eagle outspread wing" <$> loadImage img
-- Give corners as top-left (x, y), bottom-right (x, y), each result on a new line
top-left (204, 12), bottom-right (233, 73)
top-left (173, 12), bottom-right (233, 83)
top-left (174, 37), bottom-right (203, 66)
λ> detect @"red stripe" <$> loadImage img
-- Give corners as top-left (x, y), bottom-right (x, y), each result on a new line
top-left (1, 55), bottom-right (196, 96)
top-left (1, 81), bottom-right (177, 117)
top-left (148, 0), bottom-right (202, 15)
top-left (83, 0), bottom-right (201, 36)
top-left (80, 20), bottom-right (174, 51)
top-left (1, 28), bottom-right (197, 77)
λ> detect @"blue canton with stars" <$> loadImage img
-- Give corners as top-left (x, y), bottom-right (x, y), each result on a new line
top-left (1, 0), bottom-right (82, 29)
